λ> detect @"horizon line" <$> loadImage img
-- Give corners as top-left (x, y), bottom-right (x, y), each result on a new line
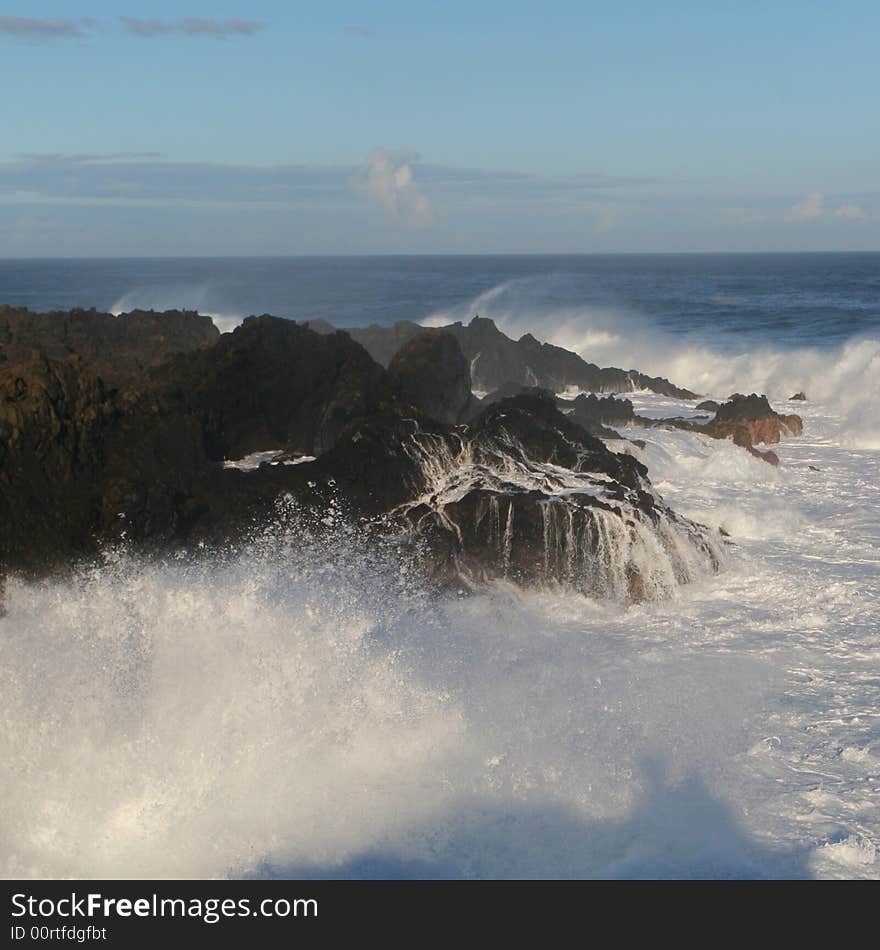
top-left (2, 249), bottom-right (880, 262)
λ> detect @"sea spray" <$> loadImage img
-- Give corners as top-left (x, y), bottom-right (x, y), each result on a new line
top-left (421, 276), bottom-right (880, 450)
top-left (1, 402), bottom-right (878, 879)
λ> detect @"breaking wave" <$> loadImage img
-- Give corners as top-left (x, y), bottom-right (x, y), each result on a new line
top-left (0, 518), bottom-right (784, 880)
top-left (421, 278), bottom-right (880, 450)
top-left (3, 391), bottom-right (879, 881)
top-left (110, 287), bottom-right (243, 334)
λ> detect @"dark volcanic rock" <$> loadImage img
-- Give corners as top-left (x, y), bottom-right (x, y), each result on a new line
top-left (394, 391), bottom-right (721, 598)
top-left (479, 380), bottom-right (535, 408)
top-left (149, 315), bottom-right (395, 459)
top-left (388, 331), bottom-right (476, 424)
top-left (567, 393), bottom-right (634, 429)
top-left (0, 352), bottom-right (116, 571)
top-left (344, 316), bottom-right (698, 399)
top-left (0, 314), bottom-right (395, 571)
top-left (696, 399), bottom-right (720, 412)
top-left (790, 391), bottom-right (807, 401)
top-left (481, 385), bottom-right (632, 438)
top-left (0, 306), bottom-right (218, 387)
top-left (0, 309), bottom-right (722, 603)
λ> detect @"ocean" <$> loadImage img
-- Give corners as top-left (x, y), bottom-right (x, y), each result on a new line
top-left (1, 254), bottom-right (878, 879)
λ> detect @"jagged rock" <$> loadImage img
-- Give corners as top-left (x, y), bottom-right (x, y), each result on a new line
top-left (0, 305), bottom-right (218, 387)
top-left (0, 314), bottom-right (395, 570)
top-left (148, 315), bottom-right (395, 459)
top-left (710, 394), bottom-right (803, 445)
top-left (790, 391), bottom-right (807, 401)
top-left (388, 331), bottom-right (476, 424)
top-left (567, 393), bottom-right (634, 427)
top-left (339, 316), bottom-right (698, 399)
top-left (0, 310), bottom-right (722, 602)
top-left (394, 392), bottom-right (722, 599)
top-left (480, 384), bottom-right (633, 437)
top-left (479, 380), bottom-right (534, 408)
top-left (637, 393), bottom-right (803, 465)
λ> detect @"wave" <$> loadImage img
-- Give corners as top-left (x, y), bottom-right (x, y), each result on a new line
top-left (110, 286), bottom-right (243, 334)
top-left (421, 277), bottom-right (880, 451)
top-left (0, 516), bottom-right (794, 880)
top-left (3, 405), bottom-right (877, 879)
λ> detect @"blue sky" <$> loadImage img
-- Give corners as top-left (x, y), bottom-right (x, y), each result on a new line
top-left (1, 1), bottom-right (878, 255)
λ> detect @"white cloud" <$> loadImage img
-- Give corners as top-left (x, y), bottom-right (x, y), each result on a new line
top-left (834, 203), bottom-right (867, 220)
top-left (788, 191), bottom-right (824, 220)
top-left (351, 149), bottom-right (434, 227)
top-left (592, 208), bottom-right (619, 233)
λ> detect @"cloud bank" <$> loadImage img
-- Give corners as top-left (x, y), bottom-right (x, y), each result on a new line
top-left (0, 16), bottom-right (264, 41)
top-left (119, 18), bottom-right (265, 38)
top-left (786, 192), bottom-right (870, 223)
top-left (0, 16), bottom-right (95, 39)
top-left (1, 152), bottom-right (878, 255)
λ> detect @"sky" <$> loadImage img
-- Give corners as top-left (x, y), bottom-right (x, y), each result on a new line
top-left (1, 1), bottom-right (878, 256)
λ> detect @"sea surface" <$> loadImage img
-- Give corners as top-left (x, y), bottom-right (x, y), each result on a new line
top-left (1, 254), bottom-right (878, 879)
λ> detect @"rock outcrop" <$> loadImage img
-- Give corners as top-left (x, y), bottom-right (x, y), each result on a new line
top-left (637, 393), bottom-right (803, 465)
top-left (707, 394), bottom-right (803, 447)
top-left (394, 391), bottom-right (721, 598)
top-left (0, 308), bottom-right (723, 602)
top-left (147, 314), bottom-right (395, 460)
top-left (388, 331), bottom-right (476, 424)
top-left (0, 305), bottom-right (218, 387)
top-left (565, 393), bottom-right (635, 431)
top-left (0, 314), bottom-right (394, 570)
top-left (337, 316), bottom-right (698, 399)
top-left (0, 352), bottom-right (116, 571)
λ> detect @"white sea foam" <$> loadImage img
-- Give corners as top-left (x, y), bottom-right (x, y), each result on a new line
top-left (223, 451), bottom-right (316, 471)
top-left (110, 288), bottom-right (243, 334)
top-left (2, 276), bottom-right (878, 879)
top-left (421, 278), bottom-right (880, 451)
top-left (1, 392), bottom-right (878, 880)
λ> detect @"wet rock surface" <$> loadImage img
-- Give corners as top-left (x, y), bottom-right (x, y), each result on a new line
top-left (1, 308), bottom-right (723, 600)
top-left (636, 393), bottom-right (803, 465)
top-left (334, 315), bottom-right (698, 398)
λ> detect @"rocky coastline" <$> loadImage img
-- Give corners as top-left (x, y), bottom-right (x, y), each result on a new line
top-left (0, 307), bottom-right (803, 601)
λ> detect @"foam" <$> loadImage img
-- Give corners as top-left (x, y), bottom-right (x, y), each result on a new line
top-left (110, 288), bottom-right (243, 334)
top-left (421, 277), bottom-right (880, 451)
top-left (2, 408), bottom-right (878, 880)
